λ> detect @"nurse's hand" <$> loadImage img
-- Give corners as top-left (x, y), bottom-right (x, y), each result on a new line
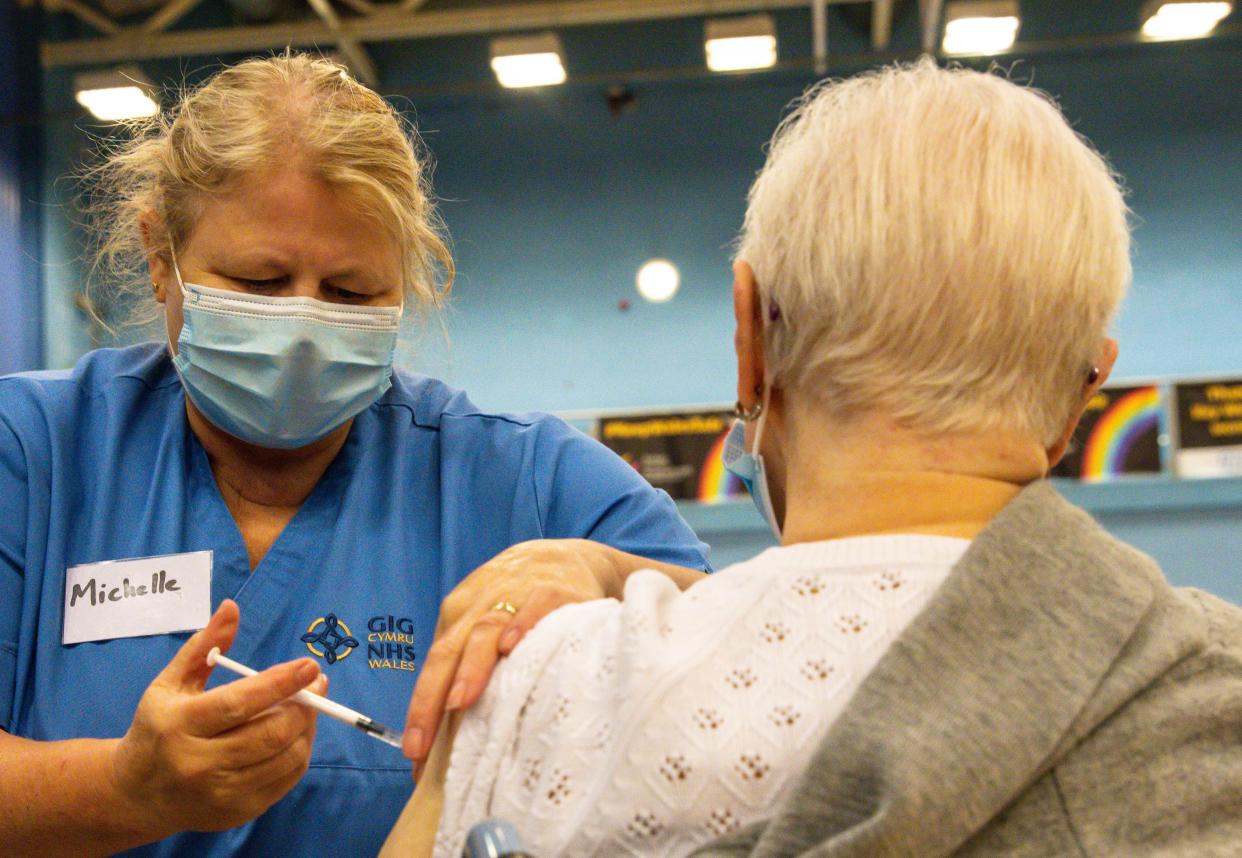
top-left (110, 600), bottom-right (325, 835)
top-left (402, 539), bottom-right (705, 776)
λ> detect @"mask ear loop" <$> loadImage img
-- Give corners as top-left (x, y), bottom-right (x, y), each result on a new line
top-left (750, 296), bottom-right (779, 456)
top-left (164, 243), bottom-right (189, 361)
top-left (751, 381), bottom-right (773, 457)
top-left (169, 244), bottom-right (190, 295)
top-left (753, 308), bottom-right (778, 535)
top-left (751, 380), bottom-right (782, 541)
top-left (753, 297), bottom-right (780, 454)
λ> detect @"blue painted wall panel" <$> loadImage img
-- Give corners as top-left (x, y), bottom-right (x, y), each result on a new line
top-left (0, 3), bottom-right (42, 374)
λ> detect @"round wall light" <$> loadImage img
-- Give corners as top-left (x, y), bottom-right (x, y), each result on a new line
top-left (636, 258), bottom-right (680, 303)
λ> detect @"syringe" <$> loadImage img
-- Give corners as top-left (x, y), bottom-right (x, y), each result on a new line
top-left (206, 647), bottom-right (403, 749)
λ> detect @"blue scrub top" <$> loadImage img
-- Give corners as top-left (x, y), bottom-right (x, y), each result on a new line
top-left (0, 344), bottom-right (710, 857)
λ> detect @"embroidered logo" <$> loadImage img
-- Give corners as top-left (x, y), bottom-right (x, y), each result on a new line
top-left (366, 615), bottom-right (418, 672)
top-left (302, 614), bottom-right (359, 664)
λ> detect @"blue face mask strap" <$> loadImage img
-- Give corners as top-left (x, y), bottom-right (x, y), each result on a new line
top-left (752, 382), bottom-right (782, 536)
top-left (724, 380), bottom-right (782, 541)
top-left (752, 382), bottom-right (772, 459)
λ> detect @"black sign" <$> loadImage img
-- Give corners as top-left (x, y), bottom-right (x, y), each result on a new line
top-left (597, 410), bottom-right (745, 503)
top-left (1174, 380), bottom-right (1242, 477)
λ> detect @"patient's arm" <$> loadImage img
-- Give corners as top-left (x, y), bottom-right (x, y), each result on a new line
top-left (380, 714), bottom-right (460, 858)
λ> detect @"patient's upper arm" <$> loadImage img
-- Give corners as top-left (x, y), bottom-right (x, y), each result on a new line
top-left (380, 713), bottom-right (460, 858)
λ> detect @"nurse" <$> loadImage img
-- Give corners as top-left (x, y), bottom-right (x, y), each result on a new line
top-left (0, 54), bottom-right (708, 856)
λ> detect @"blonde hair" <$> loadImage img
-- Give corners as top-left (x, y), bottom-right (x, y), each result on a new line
top-left (83, 52), bottom-right (452, 328)
top-left (739, 59), bottom-right (1131, 445)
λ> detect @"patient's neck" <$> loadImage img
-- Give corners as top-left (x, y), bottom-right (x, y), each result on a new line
top-left (778, 407), bottom-right (1048, 545)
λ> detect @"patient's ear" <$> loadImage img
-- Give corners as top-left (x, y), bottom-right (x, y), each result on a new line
top-left (733, 260), bottom-right (765, 408)
top-left (1047, 338), bottom-right (1120, 468)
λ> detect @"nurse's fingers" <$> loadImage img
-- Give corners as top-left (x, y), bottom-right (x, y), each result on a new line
top-left (448, 587), bottom-right (579, 719)
top-left (207, 708), bottom-right (318, 824)
top-left (403, 620), bottom-right (469, 761)
top-left (210, 675), bottom-right (325, 769)
top-left (184, 658), bottom-right (321, 737)
top-left (497, 588), bottom-right (576, 656)
top-left (161, 600), bottom-right (241, 693)
top-left (404, 589), bottom-right (586, 764)
top-left (442, 609), bottom-right (515, 714)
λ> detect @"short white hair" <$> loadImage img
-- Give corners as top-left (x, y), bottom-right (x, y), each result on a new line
top-left (739, 59), bottom-right (1130, 445)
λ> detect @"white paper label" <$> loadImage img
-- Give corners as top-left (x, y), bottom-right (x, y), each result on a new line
top-left (1175, 445), bottom-right (1242, 478)
top-left (62, 551), bottom-right (213, 645)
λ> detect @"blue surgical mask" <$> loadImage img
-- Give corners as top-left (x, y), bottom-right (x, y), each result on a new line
top-left (722, 393), bottom-right (782, 540)
top-left (169, 257), bottom-right (401, 449)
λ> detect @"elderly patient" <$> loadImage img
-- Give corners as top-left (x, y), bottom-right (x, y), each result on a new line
top-left (385, 60), bottom-right (1242, 857)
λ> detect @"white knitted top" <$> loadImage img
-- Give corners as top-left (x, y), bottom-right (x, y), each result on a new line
top-left (435, 535), bottom-right (969, 858)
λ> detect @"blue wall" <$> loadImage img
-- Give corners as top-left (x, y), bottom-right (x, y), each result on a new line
top-left (0, 3), bottom-right (43, 374)
top-left (30, 19), bottom-right (1242, 599)
top-left (404, 37), bottom-right (1242, 414)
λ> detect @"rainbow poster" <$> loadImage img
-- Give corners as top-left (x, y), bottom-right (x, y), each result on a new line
top-left (696, 426), bottom-right (747, 503)
top-left (1052, 385), bottom-right (1163, 481)
top-left (597, 409), bottom-right (747, 503)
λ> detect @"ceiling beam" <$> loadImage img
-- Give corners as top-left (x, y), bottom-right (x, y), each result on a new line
top-left (333, 39), bottom-right (380, 86)
top-left (871, 0), bottom-right (893, 50)
top-left (44, 0), bottom-right (120, 35)
top-left (918, 0), bottom-right (944, 54)
top-left (304, 0), bottom-right (379, 86)
top-left (811, 0), bottom-right (827, 74)
top-left (41, 0), bottom-right (864, 68)
top-left (141, 0), bottom-right (204, 33)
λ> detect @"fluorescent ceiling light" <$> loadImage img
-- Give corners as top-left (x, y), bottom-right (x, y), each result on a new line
top-left (705, 14), bottom-right (778, 72)
top-left (636, 258), bottom-right (680, 303)
top-left (74, 66), bottom-right (159, 121)
top-left (1141, 1), bottom-right (1232, 39)
top-left (942, 0), bottom-right (1020, 55)
top-left (490, 32), bottom-right (567, 88)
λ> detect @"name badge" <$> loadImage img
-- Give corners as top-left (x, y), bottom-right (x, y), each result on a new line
top-left (63, 551), bottom-right (213, 645)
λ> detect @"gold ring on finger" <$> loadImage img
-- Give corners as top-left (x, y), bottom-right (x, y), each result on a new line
top-left (491, 600), bottom-right (518, 615)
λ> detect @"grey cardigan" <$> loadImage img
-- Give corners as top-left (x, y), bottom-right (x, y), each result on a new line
top-left (693, 481), bottom-right (1242, 857)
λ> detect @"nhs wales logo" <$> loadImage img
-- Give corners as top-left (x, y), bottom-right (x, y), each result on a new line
top-left (302, 614), bottom-right (358, 664)
top-left (365, 615), bottom-right (417, 672)
top-left (301, 613), bottom-right (417, 672)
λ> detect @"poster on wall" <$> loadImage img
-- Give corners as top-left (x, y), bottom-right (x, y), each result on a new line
top-left (597, 409), bottom-right (746, 503)
top-left (1051, 384), bottom-right (1163, 481)
top-left (1173, 379), bottom-right (1242, 478)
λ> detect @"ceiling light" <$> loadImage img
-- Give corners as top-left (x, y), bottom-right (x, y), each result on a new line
top-left (636, 259), bottom-right (680, 303)
top-left (942, 0), bottom-right (1020, 55)
top-left (74, 66), bottom-right (159, 121)
top-left (1141, 1), bottom-right (1232, 40)
top-left (490, 32), bottom-right (567, 88)
top-left (705, 14), bottom-right (778, 72)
